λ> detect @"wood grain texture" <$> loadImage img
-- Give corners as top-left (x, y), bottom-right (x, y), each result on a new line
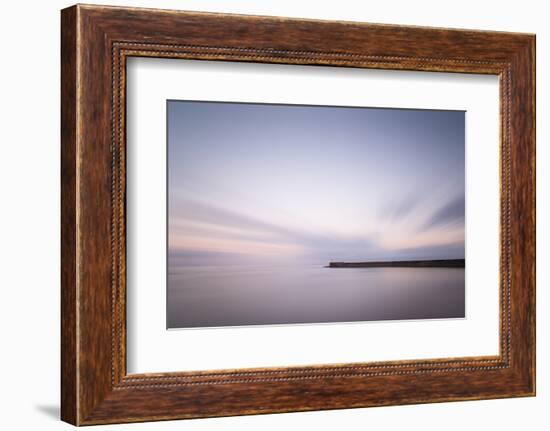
top-left (60, 4), bottom-right (535, 425)
top-left (60, 5), bottom-right (78, 425)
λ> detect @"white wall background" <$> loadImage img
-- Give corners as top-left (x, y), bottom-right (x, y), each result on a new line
top-left (0, 1), bottom-right (546, 429)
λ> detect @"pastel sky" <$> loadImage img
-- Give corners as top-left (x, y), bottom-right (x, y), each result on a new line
top-left (168, 100), bottom-right (465, 264)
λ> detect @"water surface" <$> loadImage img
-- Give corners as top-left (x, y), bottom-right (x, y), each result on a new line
top-left (167, 262), bottom-right (465, 329)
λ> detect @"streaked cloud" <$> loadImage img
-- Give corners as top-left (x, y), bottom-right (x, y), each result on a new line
top-left (422, 194), bottom-right (465, 230)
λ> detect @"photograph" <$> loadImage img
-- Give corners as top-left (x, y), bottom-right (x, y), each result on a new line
top-left (167, 100), bottom-right (466, 329)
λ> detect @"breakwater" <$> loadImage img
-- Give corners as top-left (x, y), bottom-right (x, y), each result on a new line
top-left (328, 259), bottom-right (465, 268)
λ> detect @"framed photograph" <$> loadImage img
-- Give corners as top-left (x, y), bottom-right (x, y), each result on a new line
top-left (61, 4), bottom-right (536, 425)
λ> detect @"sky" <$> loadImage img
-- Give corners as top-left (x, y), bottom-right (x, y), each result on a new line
top-left (167, 100), bottom-right (465, 265)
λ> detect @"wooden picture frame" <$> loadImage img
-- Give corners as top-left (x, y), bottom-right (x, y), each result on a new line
top-left (61, 4), bottom-right (535, 425)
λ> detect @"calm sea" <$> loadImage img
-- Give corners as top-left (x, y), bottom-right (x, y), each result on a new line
top-left (167, 261), bottom-right (465, 329)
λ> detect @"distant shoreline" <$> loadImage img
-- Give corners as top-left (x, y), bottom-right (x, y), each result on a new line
top-left (327, 259), bottom-right (465, 268)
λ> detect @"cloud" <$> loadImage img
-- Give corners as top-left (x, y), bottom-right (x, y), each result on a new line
top-left (169, 196), bottom-right (464, 262)
top-left (422, 194), bottom-right (465, 230)
top-left (382, 194), bottom-right (421, 221)
top-left (169, 197), bottom-right (376, 258)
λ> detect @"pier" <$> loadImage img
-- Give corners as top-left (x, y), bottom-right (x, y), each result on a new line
top-left (328, 259), bottom-right (465, 268)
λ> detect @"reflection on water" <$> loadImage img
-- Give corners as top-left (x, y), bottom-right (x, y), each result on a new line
top-left (167, 261), bottom-right (465, 329)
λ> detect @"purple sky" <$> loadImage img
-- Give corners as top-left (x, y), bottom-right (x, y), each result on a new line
top-left (168, 100), bottom-right (465, 264)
